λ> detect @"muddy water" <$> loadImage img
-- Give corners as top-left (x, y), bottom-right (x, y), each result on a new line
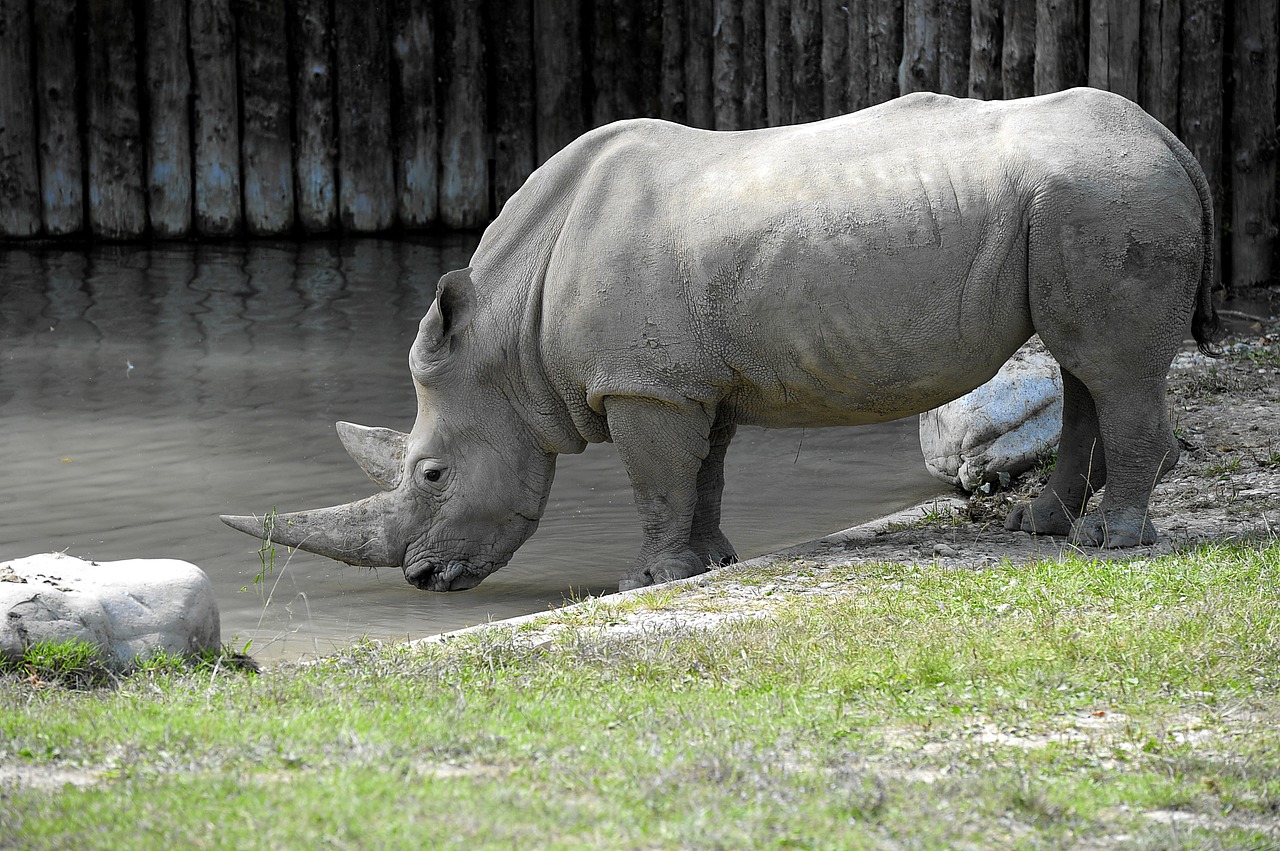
top-left (0, 240), bottom-right (946, 659)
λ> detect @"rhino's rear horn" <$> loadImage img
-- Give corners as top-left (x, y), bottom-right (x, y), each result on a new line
top-left (337, 421), bottom-right (407, 490)
top-left (220, 493), bottom-right (401, 568)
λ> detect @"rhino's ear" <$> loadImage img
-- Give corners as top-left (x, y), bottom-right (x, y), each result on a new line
top-left (413, 268), bottom-right (475, 367)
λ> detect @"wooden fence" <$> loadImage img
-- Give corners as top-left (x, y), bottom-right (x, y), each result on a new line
top-left (0, 0), bottom-right (1275, 291)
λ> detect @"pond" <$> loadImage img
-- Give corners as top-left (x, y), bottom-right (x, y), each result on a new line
top-left (0, 239), bottom-right (946, 659)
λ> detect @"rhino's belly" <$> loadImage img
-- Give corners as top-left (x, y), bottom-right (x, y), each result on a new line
top-left (721, 337), bottom-right (1033, 429)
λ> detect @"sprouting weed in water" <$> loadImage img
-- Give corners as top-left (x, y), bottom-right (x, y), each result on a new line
top-left (239, 508), bottom-right (280, 593)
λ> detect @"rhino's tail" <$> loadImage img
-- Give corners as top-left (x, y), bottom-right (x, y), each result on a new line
top-left (1160, 122), bottom-right (1222, 357)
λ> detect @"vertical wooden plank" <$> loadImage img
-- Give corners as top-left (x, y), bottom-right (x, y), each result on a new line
top-left (535, 1), bottom-right (585, 162)
top-left (190, 0), bottom-right (242, 236)
top-left (714, 0), bottom-right (745, 129)
top-left (765, 0), bottom-right (794, 124)
top-left (742, 0), bottom-right (768, 126)
top-left (236, 0), bottom-right (294, 236)
top-left (612, 1), bottom-right (644, 117)
top-left (593, 0), bottom-right (620, 125)
top-left (439, 0), bottom-right (487, 228)
top-left (484, 0), bottom-right (530, 212)
top-left (393, 0), bottom-right (439, 226)
top-left (792, 0), bottom-right (824, 122)
top-left (0, 0), bottom-right (42, 236)
top-left (1033, 0), bottom-right (1086, 94)
top-left (1178, 0), bottom-right (1224, 288)
top-left (1001, 0), bottom-right (1035, 99)
top-left (939, 0), bottom-right (969, 95)
top-left (660, 0), bottom-right (687, 122)
top-left (32, 0), bottom-right (82, 235)
top-left (821, 0), bottom-right (850, 117)
top-left (845, 0), bottom-right (871, 111)
top-left (1140, 0), bottom-right (1180, 128)
top-left (866, 0), bottom-right (903, 104)
top-left (1229, 0), bottom-right (1278, 290)
top-left (1088, 0), bottom-right (1140, 100)
top-left (84, 0), bottom-right (147, 238)
top-left (142, 0), bottom-right (192, 237)
top-left (686, 0), bottom-right (715, 128)
top-left (636, 0), bottom-right (665, 118)
top-left (335, 0), bottom-right (394, 231)
top-left (901, 0), bottom-right (941, 93)
top-left (292, 0), bottom-right (337, 233)
top-left (969, 0), bottom-right (1002, 100)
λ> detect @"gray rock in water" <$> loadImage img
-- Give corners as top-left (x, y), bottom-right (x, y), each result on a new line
top-left (920, 337), bottom-right (1063, 492)
top-left (0, 553), bottom-right (221, 670)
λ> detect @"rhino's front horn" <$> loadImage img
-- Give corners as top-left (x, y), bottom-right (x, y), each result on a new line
top-left (220, 492), bottom-right (402, 568)
top-left (336, 421), bottom-right (407, 490)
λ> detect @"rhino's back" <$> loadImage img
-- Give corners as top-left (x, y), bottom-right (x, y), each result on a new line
top-left (521, 89), bottom-right (1196, 430)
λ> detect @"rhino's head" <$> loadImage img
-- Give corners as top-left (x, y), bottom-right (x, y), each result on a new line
top-left (222, 268), bottom-right (557, 591)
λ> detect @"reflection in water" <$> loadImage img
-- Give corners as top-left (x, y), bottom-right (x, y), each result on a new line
top-left (0, 239), bottom-right (946, 659)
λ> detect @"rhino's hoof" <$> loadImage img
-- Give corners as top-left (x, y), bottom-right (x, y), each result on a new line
top-left (618, 575), bottom-right (650, 592)
top-left (1004, 501), bottom-right (1074, 537)
top-left (1071, 509), bottom-right (1157, 548)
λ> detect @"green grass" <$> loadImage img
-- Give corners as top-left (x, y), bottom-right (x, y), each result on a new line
top-left (2, 541), bottom-right (1278, 849)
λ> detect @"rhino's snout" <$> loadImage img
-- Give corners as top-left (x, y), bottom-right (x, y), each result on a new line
top-left (405, 560), bottom-right (486, 592)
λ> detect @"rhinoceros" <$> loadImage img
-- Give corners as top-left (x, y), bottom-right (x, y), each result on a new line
top-left (222, 87), bottom-right (1218, 592)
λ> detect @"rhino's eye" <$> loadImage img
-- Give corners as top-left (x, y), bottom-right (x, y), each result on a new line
top-left (424, 469), bottom-right (442, 483)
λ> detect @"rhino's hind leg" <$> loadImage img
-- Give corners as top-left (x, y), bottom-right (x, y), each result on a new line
top-left (690, 416), bottom-right (738, 568)
top-left (1005, 369), bottom-right (1106, 537)
top-left (1068, 376), bottom-right (1178, 548)
top-left (605, 396), bottom-right (715, 591)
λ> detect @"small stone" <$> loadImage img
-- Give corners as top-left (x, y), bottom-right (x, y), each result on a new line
top-left (0, 553), bottom-right (221, 671)
top-left (933, 543), bottom-right (959, 557)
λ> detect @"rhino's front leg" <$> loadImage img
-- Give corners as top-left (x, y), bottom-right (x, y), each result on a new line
top-left (605, 396), bottom-right (714, 591)
top-left (690, 416), bottom-right (738, 567)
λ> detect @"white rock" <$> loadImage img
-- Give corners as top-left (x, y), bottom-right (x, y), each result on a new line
top-left (920, 337), bottom-right (1063, 492)
top-left (0, 553), bottom-right (220, 670)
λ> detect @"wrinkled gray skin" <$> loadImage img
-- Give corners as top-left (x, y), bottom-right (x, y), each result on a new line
top-left (223, 88), bottom-right (1219, 593)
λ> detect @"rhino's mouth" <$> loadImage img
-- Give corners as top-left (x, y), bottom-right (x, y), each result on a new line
top-left (405, 560), bottom-right (490, 592)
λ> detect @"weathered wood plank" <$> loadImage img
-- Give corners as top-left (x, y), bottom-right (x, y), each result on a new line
top-left (1001, 0), bottom-right (1035, 99)
top-left (844, 0), bottom-right (871, 111)
top-left (1088, 0), bottom-right (1140, 99)
top-left (190, 0), bottom-right (241, 236)
top-left (1178, 0), bottom-right (1224, 288)
top-left (335, 0), bottom-right (394, 231)
top-left (1034, 0), bottom-right (1086, 94)
top-left (484, 0), bottom-right (529, 213)
top-left (714, 0), bottom-right (745, 129)
top-left (1229, 0), bottom-right (1278, 290)
top-left (866, 0), bottom-right (902, 104)
top-left (535, 1), bottom-right (585, 162)
top-left (792, 0), bottom-right (824, 122)
top-left (969, 0), bottom-right (1002, 99)
top-left (686, 0), bottom-right (715, 128)
top-left (821, 0), bottom-right (850, 117)
top-left (765, 0), bottom-right (794, 123)
top-left (636, 0), bottom-right (665, 118)
top-left (0, 0), bottom-right (42, 237)
top-left (142, 0), bottom-right (192, 237)
top-left (292, 0), bottom-right (337, 233)
top-left (237, 0), bottom-right (294, 236)
top-left (593, 0), bottom-right (621, 125)
top-left (394, 0), bottom-right (439, 226)
top-left (742, 0), bottom-right (768, 126)
top-left (1139, 0), bottom-right (1180, 129)
top-left (901, 0), bottom-right (940, 93)
top-left (438, 0), bottom-right (486, 228)
top-left (85, 0), bottom-right (147, 238)
top-left (660, 0), bottom-right (687, 122)
top-left (938, 0), bottom-right (969, 96)
top-left (31, 0), bottom-right (82, 235)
